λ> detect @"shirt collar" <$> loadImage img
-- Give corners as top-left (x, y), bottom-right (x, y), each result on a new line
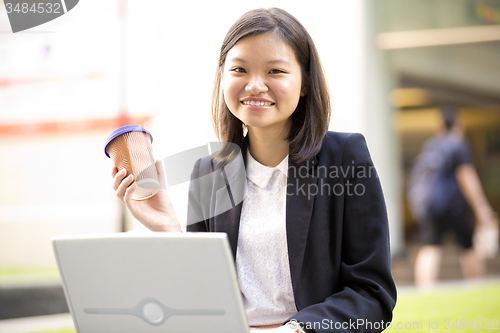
top-left (246, 149), bottom-right (288, 189)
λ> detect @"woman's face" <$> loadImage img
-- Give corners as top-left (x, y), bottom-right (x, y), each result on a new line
top-left (222, 33), bottom-right (303, 135)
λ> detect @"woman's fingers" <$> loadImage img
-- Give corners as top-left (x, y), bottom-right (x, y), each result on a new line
top-left (111, 166), bottom-right (118, 178)
top-left (115, 173), bottom-right (134, 201)
top-left (123, 180), bottom-right (137, 205)
top-left (112, 169), bottom-right (127, 191)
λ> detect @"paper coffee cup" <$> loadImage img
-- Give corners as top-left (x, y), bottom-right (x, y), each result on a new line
top-left (104, 125), bottom-right (160, 200)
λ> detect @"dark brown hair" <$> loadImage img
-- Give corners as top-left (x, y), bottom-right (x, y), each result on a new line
top-left (212, 7), bottom-right (331, 164)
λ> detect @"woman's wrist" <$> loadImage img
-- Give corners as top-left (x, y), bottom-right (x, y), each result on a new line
top-left (159, 216), bottom-right (182, 232)
top-left (143, 214), bottom-right (181, 232)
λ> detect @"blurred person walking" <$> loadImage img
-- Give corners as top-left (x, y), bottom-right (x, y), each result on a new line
top-left (409, 106), bottom-right (496, 289)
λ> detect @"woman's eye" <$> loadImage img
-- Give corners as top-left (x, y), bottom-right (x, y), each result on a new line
top-left (232, 68), bottom-right (246, 73)
top-left (269, 69), bottom-right (284, 74)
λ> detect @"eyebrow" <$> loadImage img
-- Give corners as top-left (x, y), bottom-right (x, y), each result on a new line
top-left (230, 58), bottom-right (291, 66)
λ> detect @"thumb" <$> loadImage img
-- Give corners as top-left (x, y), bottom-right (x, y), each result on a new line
top-left (156, 159), bottom-right (167, 190)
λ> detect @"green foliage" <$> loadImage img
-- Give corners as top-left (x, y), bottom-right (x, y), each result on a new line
top-left (0, 267), bottom-right (60, 285)
top-left (391, 281), bottom-right (500, 332)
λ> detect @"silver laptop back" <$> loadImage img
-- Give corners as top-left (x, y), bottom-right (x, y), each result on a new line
top-left (52, 232), bottom-right (248, 333)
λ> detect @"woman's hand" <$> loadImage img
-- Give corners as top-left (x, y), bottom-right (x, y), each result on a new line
top-left (111, 160), bottom-right (181, 232)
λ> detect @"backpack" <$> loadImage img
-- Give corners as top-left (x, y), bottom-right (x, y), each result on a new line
top-left (407, 137), bottom-right (459, 221)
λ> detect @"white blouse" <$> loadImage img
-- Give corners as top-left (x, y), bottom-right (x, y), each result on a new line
top-left (235, 149), bottom-right (298, 326)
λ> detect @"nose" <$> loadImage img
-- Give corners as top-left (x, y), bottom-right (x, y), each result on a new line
top-left (245, 75), bottom-right (268, 95)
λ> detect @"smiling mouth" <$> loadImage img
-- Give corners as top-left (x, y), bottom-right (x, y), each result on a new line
top-left (240, 101), bottom-right (275, 106)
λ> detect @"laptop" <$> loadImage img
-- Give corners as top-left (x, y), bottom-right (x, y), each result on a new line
top-left (52, 232), bottom-right (249, 333)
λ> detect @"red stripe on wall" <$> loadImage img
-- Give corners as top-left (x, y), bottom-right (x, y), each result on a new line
top-left (0, 116), bottom-right (153, 137)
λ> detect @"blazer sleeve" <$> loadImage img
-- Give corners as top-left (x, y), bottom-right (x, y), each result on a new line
top-left (288, 133), bottom-right (397, 333)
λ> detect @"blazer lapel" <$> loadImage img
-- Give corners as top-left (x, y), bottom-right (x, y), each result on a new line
top-left (213, 141), bottom-right (248, 260)
top-left (211, 136), bottom-right (320, 275)
top-left (286, 154), bottom-right (318, 293)
top-left (214, 189), bottom-right (243, 260)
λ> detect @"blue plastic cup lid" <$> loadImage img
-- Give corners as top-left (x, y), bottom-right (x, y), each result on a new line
top-left (104, 125), bottom-right (153, 158)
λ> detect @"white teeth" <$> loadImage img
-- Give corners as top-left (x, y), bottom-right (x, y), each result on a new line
top-left (242, 101), bottom-right (273, 106)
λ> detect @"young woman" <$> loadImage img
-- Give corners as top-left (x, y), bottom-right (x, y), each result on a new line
top-left (112, 8), bottom-right (396, 333)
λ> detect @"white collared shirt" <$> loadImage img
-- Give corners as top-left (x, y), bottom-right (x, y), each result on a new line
top-left (235, 149), bottom-right (297, 326)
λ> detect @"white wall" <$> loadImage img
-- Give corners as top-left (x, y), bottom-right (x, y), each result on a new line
top-left (0, 132), bottom-right (119, 266)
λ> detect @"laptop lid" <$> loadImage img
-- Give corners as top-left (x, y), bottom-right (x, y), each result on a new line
top-left (52, 232), bottom-right (249, 333)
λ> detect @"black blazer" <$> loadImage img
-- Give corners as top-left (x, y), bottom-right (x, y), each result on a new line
top-left (187, 131), bottom-right (397, 333)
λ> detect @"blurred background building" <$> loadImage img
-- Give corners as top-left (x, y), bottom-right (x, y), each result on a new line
top-left (372, 0), bottom-right (500, 283)
top-left (0, 0), bottom-right (499, 292)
